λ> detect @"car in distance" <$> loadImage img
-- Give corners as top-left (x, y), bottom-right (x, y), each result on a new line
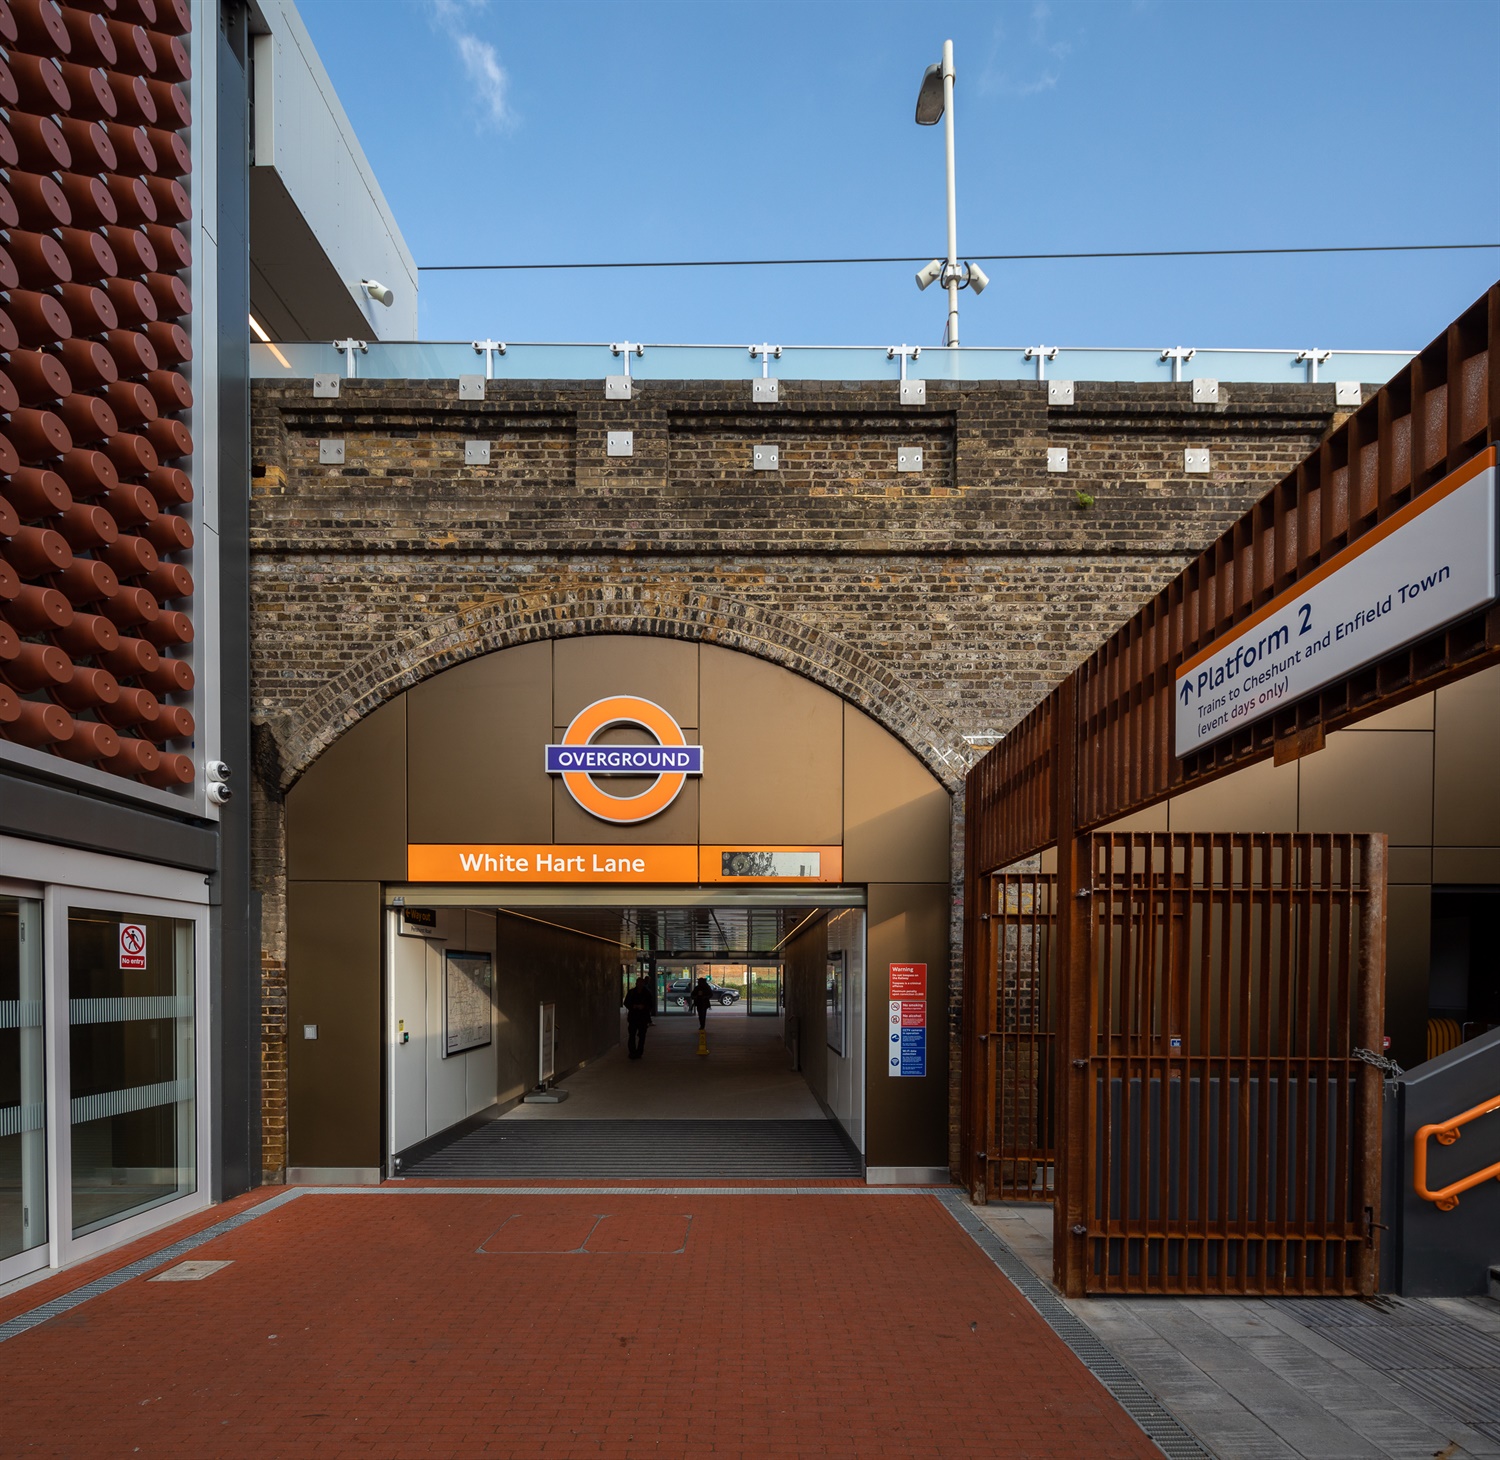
top-left (664, 977), bottom-right (741, 1007)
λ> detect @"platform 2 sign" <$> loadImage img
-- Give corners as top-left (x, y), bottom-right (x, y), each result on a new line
top-left (1174, 449), bottom-right (1498, 755)
top-left (888, 962), bottom-right (927, 1078)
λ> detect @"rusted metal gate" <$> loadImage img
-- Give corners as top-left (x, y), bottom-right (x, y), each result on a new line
top-left (1077, 832), bottom-right (1387, 1295)
top-left (965, 870), bottom-right (1058, 1204)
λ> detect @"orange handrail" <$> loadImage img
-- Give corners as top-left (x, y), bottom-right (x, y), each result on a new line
top-left (1414, 1094), bottom-right (1500, 1211)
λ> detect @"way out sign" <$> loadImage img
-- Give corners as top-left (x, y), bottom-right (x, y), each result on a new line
top-left (119, 923), bottom-right (147, 970)
top-left (1175, 450), bottom-right (1498, 755)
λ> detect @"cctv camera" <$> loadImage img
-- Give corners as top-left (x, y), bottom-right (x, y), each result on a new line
top-left (207, 782), bottom-right (233, 806)
top-left (362, 279), bottom-right (394, 307)
top-left (206, 760), bottom-right (231, 783)
top-left (967, 262), bottom-right (990, 295)
top-left (915, 259), bottom-right (943, 291)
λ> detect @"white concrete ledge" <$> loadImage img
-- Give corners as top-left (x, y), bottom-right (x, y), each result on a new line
top-left (284, 1167), bottom-right (381, 1186)
top-left (865, 1166), bottom-right (952, 1186)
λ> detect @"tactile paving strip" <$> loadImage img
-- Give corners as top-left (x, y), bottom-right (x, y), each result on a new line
top-left (1279, 1295), bottom-right (1500, 1441)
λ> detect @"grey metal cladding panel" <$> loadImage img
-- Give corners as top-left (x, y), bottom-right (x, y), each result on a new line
top-left (0, 771), bottom-right (218, 872)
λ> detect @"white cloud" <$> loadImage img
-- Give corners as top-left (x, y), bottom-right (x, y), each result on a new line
top-left (978, 0), bottom-right (1075, 98)
top-left (428, 0), bottom-right (511, 130)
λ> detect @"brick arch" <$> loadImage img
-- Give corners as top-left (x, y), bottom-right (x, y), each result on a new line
top-left (271, 582), bottom-right (969, 792)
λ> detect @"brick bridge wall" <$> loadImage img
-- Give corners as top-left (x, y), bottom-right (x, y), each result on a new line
top-left (249, 376), bottom-right (1347, 1180)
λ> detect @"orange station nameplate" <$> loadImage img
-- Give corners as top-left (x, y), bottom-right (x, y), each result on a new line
top-left (406, 844), bottom-right (843, 884)
top-left (407, 844), bottom-right (700, 883)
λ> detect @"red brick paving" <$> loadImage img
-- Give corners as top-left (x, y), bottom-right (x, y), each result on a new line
top-left (0, 1191), bottom-right (1160, 1458)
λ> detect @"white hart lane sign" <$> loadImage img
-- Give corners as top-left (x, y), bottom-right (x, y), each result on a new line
top-left (1175, 448), bottom-right (1498, 756)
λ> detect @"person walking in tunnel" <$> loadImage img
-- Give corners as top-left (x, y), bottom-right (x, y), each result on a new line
top-left (625, 975), bottom-right (654, 1060)
top-left (692, 975), bottom-right (712, 1031)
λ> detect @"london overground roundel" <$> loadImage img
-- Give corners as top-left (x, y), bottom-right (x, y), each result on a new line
top-left (544, 696), bottom-right (705, 825)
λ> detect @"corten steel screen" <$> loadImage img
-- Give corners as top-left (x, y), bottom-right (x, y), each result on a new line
top-left (0, 0), bottom-right (197, 790)
top-left (963, 870), bottom-right (1057, 1205)
top-left (1079, 833), bottom-right (1385, 1297)
top-left (969, 282), bottom-right (1500, 875)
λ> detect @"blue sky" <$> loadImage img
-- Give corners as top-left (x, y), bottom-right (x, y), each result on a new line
top-left (299, 0), bottom-right (1500, 351)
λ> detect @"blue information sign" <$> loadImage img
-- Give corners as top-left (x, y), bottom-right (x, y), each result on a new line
top-left (899, 1027), bottom-right (926, 1077)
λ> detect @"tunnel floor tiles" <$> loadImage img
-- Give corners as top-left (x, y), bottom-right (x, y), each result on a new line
top-left (0, 1188), bottom-right (1163, 1459)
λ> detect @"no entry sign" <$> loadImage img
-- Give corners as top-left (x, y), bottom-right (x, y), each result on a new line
top-left (119, 923), bottom-right (147, 970)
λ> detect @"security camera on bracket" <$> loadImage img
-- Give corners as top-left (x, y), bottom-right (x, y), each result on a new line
top-left (361, 279), bottom-right (394, 307)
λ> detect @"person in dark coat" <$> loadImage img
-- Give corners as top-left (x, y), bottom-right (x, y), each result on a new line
top-left (625, 975), bottom-right (654, 1059)
top-left (691, 976), bottom-right (712, 1031)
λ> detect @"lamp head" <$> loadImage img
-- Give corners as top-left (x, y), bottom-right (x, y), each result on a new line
top-left (362, 279), bottom-right (394, 307)
top-left (915, 62), bottom-right (945, 124)
top-left (915, 259), bottom-right (944, 291)
top-left (966, 262), bottom-right (990, 295)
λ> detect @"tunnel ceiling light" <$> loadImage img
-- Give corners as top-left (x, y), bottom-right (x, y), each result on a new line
top-left (248, 313), bottom-right (289, 369)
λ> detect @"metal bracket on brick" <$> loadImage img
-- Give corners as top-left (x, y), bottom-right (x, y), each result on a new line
top-left (1191, 378), bottom-right (1220, 404)
top-left (1047, 447), bottom-right (1069, 473)
top-left (751, 344), bottom-right (781, 403)
top-left (312, 374), bottom-right (340, 399)
top-left (465, 441), bottom-right (491, 465)
top-left (607, 341), bottom-right (643, 399)
top-left (889, 344), bottom-right (924, 405)
top-left (1184, 447), bottom-right (1210, 473)
top-left (752, 444), bottom-right (779, 471)
top-left (897, 447), bottom-right (923, 473)
top-left (1335, 381), bottom-right (1362, 407)
top-left (606, 431), bottom-right (633, 458)
top-left (458, 375), bottom-right (485, 401)
top-left (319, 439), bottom-right (345, 465)
top-left (1047, 379), bottom-right (1074, 406)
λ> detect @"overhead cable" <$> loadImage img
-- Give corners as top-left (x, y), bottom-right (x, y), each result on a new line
top-left (419, 242), bottom-right (1500, 274)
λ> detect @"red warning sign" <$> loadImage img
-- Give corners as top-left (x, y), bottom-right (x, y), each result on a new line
top-left (889, 963), bottom-right (926, 1000)
top-left (119, 923), bottom-right (147, 971)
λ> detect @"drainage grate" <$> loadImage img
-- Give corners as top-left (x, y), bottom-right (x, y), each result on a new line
top-left (402, 1119), bottom-right (863, 1181)
top-left (1278, 1295), bottom-right (1500, 1442)
top-left (936, 1194), bottom-right (1214, 1460)
top-left (0, 1190), bottom-right (301, 1346)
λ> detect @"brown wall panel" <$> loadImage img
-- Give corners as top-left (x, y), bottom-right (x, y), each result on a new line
top-left (1386, 884), bottom-right (1433, 1071)
top-left (287, 698), bottom-right (407, 880)
top-left (1168, 755), bottom-right (1298, 833)
top-left (865, 882), bottom-right (950, 1169)
top-left (698, 645), bottom-right (843, 844)
top-left (493, 911), bottom-right (621, 1102)
top-left (784, 918), bottom-right (830, 1106)
top-left (1299, 731), bottom-right (1434, 845)
top-left (553, 634), bottom-right (699, 727)
top-left (843, 705), bottom-right (950, 883)
top-left (408, 641), bottom-right (553, 843)
top-left (1433, 665), bottom-right (1500, 847)
top-left (287, 880), bottom-right (382, 1169)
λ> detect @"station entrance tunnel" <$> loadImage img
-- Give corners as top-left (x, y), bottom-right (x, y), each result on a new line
top-left (279, 636), bottom-right (953, 1185)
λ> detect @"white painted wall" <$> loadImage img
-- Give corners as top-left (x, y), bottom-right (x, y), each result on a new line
top-left (248, 0), bottom-right (417, 338)
top-left (386, 909), bottom-right (499, 1162)
top-left (825, 909), bottom-right (866, 1153)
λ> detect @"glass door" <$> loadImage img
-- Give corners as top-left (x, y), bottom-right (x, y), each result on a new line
top-left (64, 903), bottom-right (198, 1240)
top-left (0, 894), bottom-right (46, 1283)
top-left (747, 962), bottom-right (783, 1016)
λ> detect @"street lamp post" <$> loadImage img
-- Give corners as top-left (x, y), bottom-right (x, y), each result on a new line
top-left (915, 39), bottom-right (986, 346)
